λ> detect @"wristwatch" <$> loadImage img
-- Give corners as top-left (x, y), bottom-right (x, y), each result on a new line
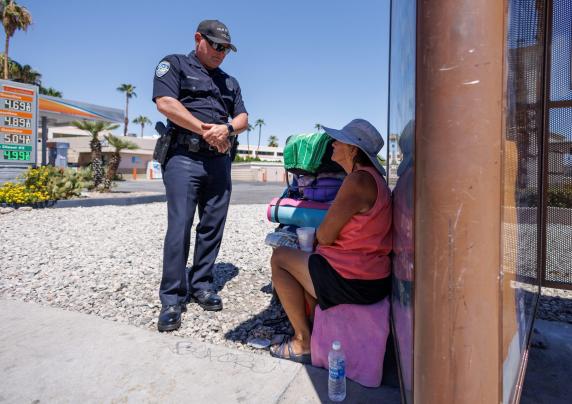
top-left (225, 123), bottom-right (235, 136)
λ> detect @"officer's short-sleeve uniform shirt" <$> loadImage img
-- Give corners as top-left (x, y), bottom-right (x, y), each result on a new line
top-left (152, 51), bottom-right (247, 132)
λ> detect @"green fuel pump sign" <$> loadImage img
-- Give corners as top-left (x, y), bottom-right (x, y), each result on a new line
top-left (0, 80), bottom-right (38, 165)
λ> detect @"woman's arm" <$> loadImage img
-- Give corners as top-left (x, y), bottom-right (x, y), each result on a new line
top-left (316, 170), bottom-right (377, 246)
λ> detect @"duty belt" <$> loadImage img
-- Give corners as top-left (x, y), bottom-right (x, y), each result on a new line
top-left (174, 132), bottom-right (228, 156)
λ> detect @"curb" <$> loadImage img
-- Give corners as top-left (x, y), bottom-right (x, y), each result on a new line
top-left (52, 194), bottom-right (167, 209)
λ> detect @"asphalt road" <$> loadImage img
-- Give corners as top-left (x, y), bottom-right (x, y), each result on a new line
top-left (115, 179), bottom-right (286, 205)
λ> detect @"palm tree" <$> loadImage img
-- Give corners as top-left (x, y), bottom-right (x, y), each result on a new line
top-left (71, 120), bottom-right (119, 189)
top-left (314, 123), bottom-right (323, 133)
top-left (13, 63), bottom-right (41, 85)
top-left (132, 115), bottom-right (151, 138)
top-left (254, 118), bottom-right (265, 154)
top-left (246, 123), bottom-right (253, 155)
top-left (0, 54), bottom-right (18, 79)
top-left (101, 134), bottom-right (138, 191)
top-left (39, 86), bottom-right (63, 97)
top-left (117, 83), bottom-right (137, 136)
top-left (0, 57), bottom-right (42, 85)
top-left (267, 135), bottom-right (279, 147)
top-left (0, 56), bottom-right (42, 85)
top-left (1, 0), bottom-right (32, 80)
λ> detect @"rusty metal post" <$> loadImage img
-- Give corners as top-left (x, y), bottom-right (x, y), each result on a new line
top-left (414, 0), bottom-right (505, 402)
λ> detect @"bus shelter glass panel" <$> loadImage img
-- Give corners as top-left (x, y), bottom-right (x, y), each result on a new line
top-left (388, 0), bottom-right (416, 402)
top-left (502, 0), bottom-right (545, 401)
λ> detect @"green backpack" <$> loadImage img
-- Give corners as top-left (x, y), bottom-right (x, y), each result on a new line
top-left (283, 132), bottom-right (342, 175)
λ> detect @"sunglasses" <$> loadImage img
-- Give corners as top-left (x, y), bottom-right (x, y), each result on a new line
top-left (201, 34), bottom-right (231, 55)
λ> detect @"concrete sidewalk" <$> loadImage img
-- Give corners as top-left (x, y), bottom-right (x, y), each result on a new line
top-left (0, 300), bottom-right (400, 403)
top-left (521, 319), bottom-right (572, 403)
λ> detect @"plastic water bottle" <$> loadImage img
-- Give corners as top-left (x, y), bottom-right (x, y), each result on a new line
top-left (328, 340), bottom-right (346, 401)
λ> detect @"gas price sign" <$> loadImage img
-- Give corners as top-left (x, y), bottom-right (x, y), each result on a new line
top-left (0, 80), bottom-right (38, 165)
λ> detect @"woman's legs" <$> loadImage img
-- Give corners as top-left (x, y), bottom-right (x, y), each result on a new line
top-left (304, 291), bottom-right (318, 323)
top-left (270, 247), bottom-right (316, 356)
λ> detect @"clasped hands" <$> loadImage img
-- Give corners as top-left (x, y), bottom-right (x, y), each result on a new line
top-left (201, 123), bottom-right (231, 153)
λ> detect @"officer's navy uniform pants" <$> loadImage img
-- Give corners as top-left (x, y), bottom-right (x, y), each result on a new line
top-left (160, 152), bottom-right (231, 306)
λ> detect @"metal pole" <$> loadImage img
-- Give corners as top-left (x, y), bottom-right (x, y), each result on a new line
top-left (41, 116), bottom-right (47, 166)
top-left (414, 0), bottom-right (505, 402)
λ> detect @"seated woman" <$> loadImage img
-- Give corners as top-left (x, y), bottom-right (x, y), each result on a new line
top-left (270, 119), bottom-right (392, 364)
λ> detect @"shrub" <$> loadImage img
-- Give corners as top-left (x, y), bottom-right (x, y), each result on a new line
top-left (0, 182), bottom-right (48, 205)
top-left (0, 166), bottom-right (91, 206)
top-left (44, 169), bottom-right (89, 200)
top-left (518, 185), bottom-right (572, 208)
top-left (233, 155), bottom-right (262, 163)
top-left (547, 185), bottom-right (572, 208)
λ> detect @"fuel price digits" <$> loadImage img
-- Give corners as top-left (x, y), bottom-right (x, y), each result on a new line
top-left (3, 116), bottom-right (31, 128)
top-left (3, 99), bottom-right (32, 112)
top-left (3, 150), bottom-right (31, 161)
top-left (3, 133), bottom-right (31, 144)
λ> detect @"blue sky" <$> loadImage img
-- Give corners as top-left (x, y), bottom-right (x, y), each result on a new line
top-left (14, 0), bottom-right (391, 153)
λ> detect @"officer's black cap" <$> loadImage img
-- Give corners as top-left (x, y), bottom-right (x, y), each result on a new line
top-left (197, 20), bottom-right (237, 52)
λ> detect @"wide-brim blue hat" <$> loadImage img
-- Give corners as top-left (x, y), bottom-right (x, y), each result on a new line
top-left (323, 119), bottom-right (386, 176)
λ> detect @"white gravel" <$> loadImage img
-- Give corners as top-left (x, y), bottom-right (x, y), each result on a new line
top-left (0, 203), bottom-right (292, 352)
top-left (2, 203), bottom-right (571, 350)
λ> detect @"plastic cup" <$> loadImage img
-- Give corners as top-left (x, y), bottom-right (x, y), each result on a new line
top-left (296, 227), bottom-right (316, 252)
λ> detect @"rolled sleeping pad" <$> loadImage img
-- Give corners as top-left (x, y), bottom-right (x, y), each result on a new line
top-left (266, 197), bottom-right (331, 228)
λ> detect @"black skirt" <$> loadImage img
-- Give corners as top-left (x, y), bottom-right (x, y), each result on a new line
top-left (308, 254), bottom-right (391, 310)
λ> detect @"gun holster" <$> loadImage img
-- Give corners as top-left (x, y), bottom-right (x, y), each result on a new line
top-left (229, 135), bottom-right (239, 161)
top-left (153, 122), bottom-right (173, 165)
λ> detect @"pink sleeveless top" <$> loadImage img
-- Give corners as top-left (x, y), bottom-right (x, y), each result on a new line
top-left (316, 167), bottom-right (392, 280)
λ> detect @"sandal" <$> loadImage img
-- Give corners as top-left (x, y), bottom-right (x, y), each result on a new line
top-left (269, 336), bottom-right (311, 365)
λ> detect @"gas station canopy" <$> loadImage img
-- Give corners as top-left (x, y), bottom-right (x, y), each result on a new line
top-left (0, 80), bottom-right (124, 178)
top-left (39, 94), bottom-right (124, 125)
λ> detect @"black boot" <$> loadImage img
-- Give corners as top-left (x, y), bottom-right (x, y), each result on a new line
top-left (157, 304), bottom-right (183, 332)
top-left (191, 290), bottom-right (223, 311)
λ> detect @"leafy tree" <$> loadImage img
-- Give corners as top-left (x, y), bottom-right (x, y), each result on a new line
top-left (13, 63), bottom-right (40, 85)
top-left (254, 118), bottom-right (265, 154)
top-left (71, 120), bottom-right (119, 189)
top-left (0, 56), bottom-right (62, 96)
top-left (1, 0), bottom-right (32, 80)
top-left (117, 83), bottom-right (137, 136)
top-left (0, 55), bottom-right (18, 79)
top-left (132, 115), bottom-right (151, 138)
top-left (267, 135), bottom-right (279, 147)
top-left (39, 86), bottom-right (63, 97)
top-left (102, 135), bottom-right (138, 191)
top-left (0, 57), bottom-right (41, 85)
top-left (314, 123), bottom-right (323, 132)
top-left (0, 58), bottom-right (64, 97)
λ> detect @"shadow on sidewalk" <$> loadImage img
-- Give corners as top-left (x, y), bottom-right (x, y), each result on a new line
top-left (521, 319), bottom-right (572, 403)
top-left (186, 262), bottom-right (239, 294)
top-left (223, 293), bottom-right (293, 344)
top-left (223, 296), bottom-right (401, 402)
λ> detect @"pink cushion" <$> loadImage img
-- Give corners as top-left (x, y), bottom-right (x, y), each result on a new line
top-left (310, 298), bottom-right (390, 387)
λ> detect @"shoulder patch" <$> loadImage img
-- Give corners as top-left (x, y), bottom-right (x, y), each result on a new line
top-left (225, 77), bottom-right (234, 91)
top-left (155, 61), bottom-right (171, 78)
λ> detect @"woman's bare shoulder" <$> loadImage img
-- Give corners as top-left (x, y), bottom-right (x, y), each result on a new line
top-left (343, 170), bottom-right (377, 207)
top-left (346, 170), bottom-right (377, 190)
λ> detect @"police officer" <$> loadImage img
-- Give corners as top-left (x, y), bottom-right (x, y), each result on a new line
top-left (152, 20), bottom-right (248, 332)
